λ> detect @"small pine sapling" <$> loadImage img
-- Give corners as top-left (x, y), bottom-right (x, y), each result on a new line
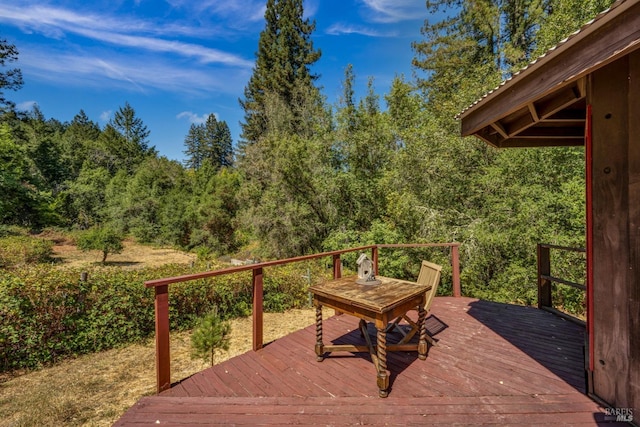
top-left (190, 307), bottom-right (231, 366)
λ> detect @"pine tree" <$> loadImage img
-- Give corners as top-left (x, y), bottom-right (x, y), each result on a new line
top-left (412, 0), bottom-right (547, 118)
top-left (203, 114), bottom-right (233, 169)
top-left (63, 110), bottom-right (101, 178)
top-left (107, 102), bottom-right (154, 172)
top-left (111, 102), bottom-right (150, 150)
top-left (183, 123), bottom-right (206, 170)
top-left (239, 0), bottom-right (321, 146)
top-left (215, 120), bottom-right (233, 168)
top-left (0, 38), bottom-right (23, 112)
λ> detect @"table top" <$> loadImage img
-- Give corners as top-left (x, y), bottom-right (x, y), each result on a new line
top-left (310, 275), bottom-right (431, 314)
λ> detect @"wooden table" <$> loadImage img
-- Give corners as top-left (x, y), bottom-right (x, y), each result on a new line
top-left (310, 276), bottom-right (432, 397)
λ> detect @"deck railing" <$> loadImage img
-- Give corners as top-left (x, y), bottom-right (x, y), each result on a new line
top-left (536, 243), bottom-right (586, 326)
top-left (145, 242), bottom-right (461, 393)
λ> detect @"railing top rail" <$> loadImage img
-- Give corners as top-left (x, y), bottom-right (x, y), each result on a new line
top-left (538, 243), bottom-right (586, 253)
top-left (144, 245), bottom-right (376, 288)
top-left (377, 243), bottom-right (460, 248)
top-left (144, 242), bottom-right (461, 288)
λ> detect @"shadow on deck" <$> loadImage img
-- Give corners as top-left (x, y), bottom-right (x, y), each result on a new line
top-left (115, 297), bottom-right (625, 426)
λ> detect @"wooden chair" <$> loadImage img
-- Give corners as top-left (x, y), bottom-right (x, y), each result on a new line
top-left (387, 260), bottom-right (442, 346)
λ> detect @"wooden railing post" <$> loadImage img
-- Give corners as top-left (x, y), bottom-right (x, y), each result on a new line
top-left (537, 244), bottom-right (552, 309)
top-left (451, 244), bottom-right (461, 297)
top-left (253, 267), bottom-right (264, 351)
top-left (332, 254), bottom-right (341, 279)
top-left (155, 285), bottom-right (171, 393)
top-left (371, 246), bottom-right (379, 276)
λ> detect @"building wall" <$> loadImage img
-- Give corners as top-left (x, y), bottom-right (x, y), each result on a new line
top-left (589, 51), bottom-right (640, 418)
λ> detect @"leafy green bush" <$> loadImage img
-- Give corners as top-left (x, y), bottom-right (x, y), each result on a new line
top-left (0, 235), bottom-right (54, 268)
top-left (0, 261), bottom-right (314, 372)
top-left (77, 227), bottom-right (124, 263)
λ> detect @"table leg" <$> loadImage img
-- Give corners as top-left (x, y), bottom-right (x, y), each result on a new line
top-left (418, 305), bottom-right (427, 360)
top-left (376, 327), bottom-right (389, 397)
top-left (315, 304), bottom-right (324, 362)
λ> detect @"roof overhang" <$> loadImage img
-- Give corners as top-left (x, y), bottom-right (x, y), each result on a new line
top-left (459, 0), bottom-right (640, 148)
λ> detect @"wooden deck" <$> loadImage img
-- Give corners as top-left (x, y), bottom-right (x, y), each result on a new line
top-left (116, 297), bottom-right (625, 426)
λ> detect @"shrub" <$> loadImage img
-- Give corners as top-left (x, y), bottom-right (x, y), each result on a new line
top-left (77, 227), bottom-right (124, 263)
top-left (0, 261), bottom-right (315, 372)
top-left (0, 235), bottom-right (54, 268)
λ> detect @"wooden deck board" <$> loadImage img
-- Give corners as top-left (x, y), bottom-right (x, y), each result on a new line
top-left (116, 297), bottom-right (624, 426)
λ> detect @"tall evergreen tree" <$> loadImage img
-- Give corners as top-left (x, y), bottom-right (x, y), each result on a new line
top-left (203, 114), bottom-right (233, 169)
top-left (183, 114), bottom-right (234, 171)
top-left (62, 110), bottom-right (101, 178)
top-left (183, 123), bottom-right (206, 170)
top-left (412, 0), bottom-right (546, 119)
top-left (534, 0), bottom-right (615, 56)
top-left (0, 38), bottom-right (23, 112)
top-left (105, 102), bottom-right (154, 172)
top-left (239, 0), bottom-right (321, 146)
top-left (110, 102), bottom-right (151, 152)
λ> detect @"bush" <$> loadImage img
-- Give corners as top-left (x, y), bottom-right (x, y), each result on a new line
top-left (0, 261), bottom-right (315, 372)
top-left (0, 235), bottom-right (54, 268)
top-left (77, 227), bottom-right (124, 263)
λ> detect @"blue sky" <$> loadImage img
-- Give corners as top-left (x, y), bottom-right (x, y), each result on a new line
top-left (1, 1), bottom-right (436, 162)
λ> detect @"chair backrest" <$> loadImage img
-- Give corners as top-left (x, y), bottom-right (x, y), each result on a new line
top-left (416, 260), bottom-right (442, 311)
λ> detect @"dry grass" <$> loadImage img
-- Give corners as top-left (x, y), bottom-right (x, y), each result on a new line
top-left (0, 308), bottom-right (333, 426)
top-left (51, 238), bottom-right (196, 269)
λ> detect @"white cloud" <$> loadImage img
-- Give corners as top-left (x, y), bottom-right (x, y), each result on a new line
top-left (17, 100), bottom-right (38, 111)
top-left (176, 111), bottom-right (212, 124)
top-left (326, 23), bottom-right (393, 37)
top-left (165, 0), bottom-right (266, 25)
top-left (18, 45), bottom-right (251, 95)
top-left (99, 110), bottom-right (112, 122)
top-left (0, 4), bottom-right (253, 68)
top-left (360, 0), bottom-right (426, 23)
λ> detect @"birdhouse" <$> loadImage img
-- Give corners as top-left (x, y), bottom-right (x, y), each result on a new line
top-left (356, 254), bottom-right (379, 285)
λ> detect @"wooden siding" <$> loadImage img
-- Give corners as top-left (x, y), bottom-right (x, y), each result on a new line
top-left (116, 297), bottom-right (624, 426)
top-left (588, 52), bottom-right (640, 416)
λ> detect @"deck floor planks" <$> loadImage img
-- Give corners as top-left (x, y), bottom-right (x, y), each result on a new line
top-left (284, 325), bottom-right (382, 396)
top-left (224, 352), bottom-right (283, 397)
top-left (116, 297), bottom-right (622, 426)
top-left (425, 336), bottom-right (580, 395)
top-left (250, 351), bottom-right (307, 397)
top-left (262, 337), bottom-right (352, 397)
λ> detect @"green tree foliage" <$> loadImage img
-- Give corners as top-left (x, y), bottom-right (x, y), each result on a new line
top-left (412, 0), bottom-right (547, 119)
top-left (534, 0), bottom-right (616, 56)
top-left (107, 156), bottom-right (191, 245)
top-left (184, 115), bottom-right (234, 171)
top-left (239, 0), bottom-right (321, 146)
top-left (183, 123), bottom-right (206, 170)
top-left (77, 226), bottom-right (124, 263)
top-left (65, 165), bottom-right (111, 229)
top-left (203, 114), bottom-right (233, 168)
top-left (104, 102), bottom-right (154, 173)
top-left (403, 0), bottom-right (610, 306)
top-left (61, 110), bottom-right (101, 179)
top-left (20, 105), bottom-right (67, 193)
top-left (0, 38), bottom-right (23, 112)
top-left (0, 123), bottom-right (51, 227)
top-left (190, 307), bottom-right (231, 366)
top-left (187, 165), bottom-right (242, 254)
top-left (237, 87), bottom-right (336, 257)
top-left (334, 70), bottom-right (395, 231)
